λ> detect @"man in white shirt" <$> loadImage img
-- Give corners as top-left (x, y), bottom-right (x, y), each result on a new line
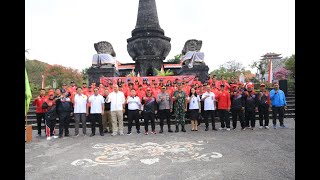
top-left (73, 87), bottom-right (88, 136)
top-left (126, 89), bottom-right (142, 135)
top-left (87, 88), bottom-right (105, 137)
top-left (201, 85), bottom-right (218, 131)
top-left (107, 85), bottom-right (126, 136)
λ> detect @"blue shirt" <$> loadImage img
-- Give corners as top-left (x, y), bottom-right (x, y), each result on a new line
top-left (270, 89), bottom-right (287, 107)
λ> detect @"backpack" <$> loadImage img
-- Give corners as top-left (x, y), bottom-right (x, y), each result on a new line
top-left (45, 106), bottom-right (58, 121)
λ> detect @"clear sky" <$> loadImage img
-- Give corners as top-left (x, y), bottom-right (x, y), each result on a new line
top-left (25, 0), bottom-right (295, 73)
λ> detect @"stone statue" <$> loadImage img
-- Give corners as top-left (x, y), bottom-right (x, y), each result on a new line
top-left (181, 39), bottom-right (205, 68)
top-left (92, 41), bottom-right (117, 68)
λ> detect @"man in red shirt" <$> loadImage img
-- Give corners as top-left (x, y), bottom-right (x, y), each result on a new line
top-left (216, 84), bottom-right (231, 131)
top-left (32, 89), bottom-right (48, 136)
top-left (152, 83), bottom-right (161, 98)
top-left (136, 85), bottom-right (146, 102)
top-left (98, 83), bottom-right (105, 96)
top-left (81, 82), bottom-right (88, 94)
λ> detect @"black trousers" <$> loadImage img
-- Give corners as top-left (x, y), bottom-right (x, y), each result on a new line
top-left (259, 106), bottom-right (269, 126)
top-left (231, 108), bottom-right (245, 128)
top-left (204, 110), bottom-right (216, 129)
top-left (45, 118), bottom-right (56, 136)
top-left (90, 114), bottom-right (103, 134)
top-left (158, 109), bottom-right (171, 128)
top-left (58, 112), bottom-right (70, 136)
top-left (245, 110), bottom-right (255, 128)
top-left (36, 113), bottom-right (45, 135)
top-left (272, 106), bottom-right (285, 126)
top-left (143, 112), bottom-right (155, 132)
top-left (219, 110), bottom-right (230, 128)
top-left (128, 110), bottom-right (140, 132)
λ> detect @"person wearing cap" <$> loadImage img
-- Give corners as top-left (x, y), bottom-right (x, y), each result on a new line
top-left (61, 83), bottom-right (68, 91)
top-left (270, 82), bottom-right (287, 129)
top-left (67, 81), bottom-right (77, 94)
top-left (126, 89), bottom-right (142, 135)
top-left (102, 89), bottom-right (112, 133)
top-left (187, 87), bottom-right (201, 131)
top-left (56, 88), bottom-right (73, 138)
top-left (257, 84), bottom-right (271, 129)
top-left (157, 85), bottom-right (173, 133)
top-left (201, 85), bottom-right (217, 131)
top-left (216, 84), bottom-right (231, 131)
top-left (172, 83), bottom-right (188, 132)
top-left (243, 84), bottom-right (258, 130)
top-left (134, 79), bottom-right (140, 90)
top-left (87, 87), bottom-right (105, 137)
top-left (108, 84), bottom-right (126, 136)
top-left (152, 83), bottom-right (161, 98)
top-left (165, 84), bottom-right (173, 98)
top-left (142, 88), bottom-right (158, 135)
top-left (230, 84), bottom-right (246, 130)
top-left (32, 89), bottom-right (48, 136)
top-left (72, 87), bottom-right (88, 136)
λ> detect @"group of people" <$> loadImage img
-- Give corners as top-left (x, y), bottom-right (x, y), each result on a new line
top-left (32, 75), bottom-right (288, 140)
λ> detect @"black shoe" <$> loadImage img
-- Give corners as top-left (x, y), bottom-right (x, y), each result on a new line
top-left (58, 135), bottom-right (63, 138)
top-left (103, 129), bottom-right (108, 133)
top-left (100, 133), bottom-right (104, 136)
top-left (137, 130), bottom-right (140, 134)
top-left (168, 126), bottom-right (173, 132)
top-left (90, 134), bottom-right (95, 137)
top-left (175, 125), bottom-right (179, 133)
top-left (181, 125), bottom-right (186, 132)
top-left (64, 134), bottom-right (69, 137)
top-left (109, 130), bottom-right (113, 133)
top-left (205, 127), bottom-right (209, 131)
top-left (233, 127), bottom-right (236, 130)
top-left (212, 128), bottom-right (218, 131)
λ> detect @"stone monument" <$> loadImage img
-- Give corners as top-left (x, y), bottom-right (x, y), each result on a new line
top-left (178, 39), bottom-right (209, 82)
top-left (87, 41), bottom-right (119, 84)
top-left (127, 0), bottom-right (171, 76)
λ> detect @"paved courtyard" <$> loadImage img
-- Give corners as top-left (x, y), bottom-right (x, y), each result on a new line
top-left (25, 118), bottom-right (295, 180)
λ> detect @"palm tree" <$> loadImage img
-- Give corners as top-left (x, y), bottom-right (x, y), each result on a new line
top-left (154, 68), bottom-right (174, 76)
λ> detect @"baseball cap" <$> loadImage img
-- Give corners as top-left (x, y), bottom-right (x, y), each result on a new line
top-left (146, 88), bottom-right (151, 91)
top-left (259, 84), bottom-right (266, 87)
top-left (247, 84), bottom-right (253, 88)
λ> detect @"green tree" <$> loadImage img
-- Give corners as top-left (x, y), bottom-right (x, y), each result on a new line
top-left (81, 67), bottom-right (89, 82)
top-left (285, 54), bottom-right (295, 78)
top-left (250, 59), bottom-right (269, 81)
top-left (25, 59), bottom-right (50, 91)
top-left (166, 54), bottom-right (181, 64)
top-left (210, 61), bottom-right (246, 80)
top-left (44, 65), bottom-right (83, 88)
top-left (224, 60), bottom-right (245, 73)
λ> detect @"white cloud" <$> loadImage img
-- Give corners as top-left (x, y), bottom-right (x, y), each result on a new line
top-left (25, 0), bottom-right (295, 72)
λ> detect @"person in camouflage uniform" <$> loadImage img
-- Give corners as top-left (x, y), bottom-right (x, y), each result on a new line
top-left (172, 83), bottom-right (188, 132)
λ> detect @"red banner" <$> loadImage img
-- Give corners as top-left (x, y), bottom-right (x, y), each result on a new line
top-left (100, 75), bottom-right (196, 86)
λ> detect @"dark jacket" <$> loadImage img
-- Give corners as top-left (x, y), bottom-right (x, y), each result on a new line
top-left (56, 98), bottom-right (73, 113)
top-left (230, 91), bottom-right (245, 110)
top-left (243, 91), bottom-right (258, 111)
top-left (142, 96), bottom-right (157, 113)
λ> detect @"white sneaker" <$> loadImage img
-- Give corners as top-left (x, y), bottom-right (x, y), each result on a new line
top-left (111, 133), bottom-right (117, 136)
top-left (265, 126), bottom-right (269, 129)
top-left (259, 126), bottom-right (263, 129)
top-left (219, 127), bottom-right (225, 130)
top-left (47, 137), bottom-right (52, 140)
top-left (52, 136), bottom-right (58, 139)
top-left (119, 133), bottom-right (124, 136)
top-left (226, 128), bottom-right (230, 131)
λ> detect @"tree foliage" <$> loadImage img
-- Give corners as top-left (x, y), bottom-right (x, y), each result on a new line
top-left (224, 60), bottom-right (245, 73)
top-left (155, 68), bottom-right (174, 76)
top-left (166, 54), bottom-right (182, 64)
top-left (250, 59), bottom-right (269, 81)
top-left (44, 64), bottom-right (83, 88)
top-left (210, 61), bottom-right (249, 80)
top-left (274, 67), bottom-right (289, 80)
top-left (285, 54), bottom-right (295, 78)
top-left (25, 59), bottom-right (50, 90)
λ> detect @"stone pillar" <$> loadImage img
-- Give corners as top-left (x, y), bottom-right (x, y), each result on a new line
top-left (87, 67), bottom-right (119, 85)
